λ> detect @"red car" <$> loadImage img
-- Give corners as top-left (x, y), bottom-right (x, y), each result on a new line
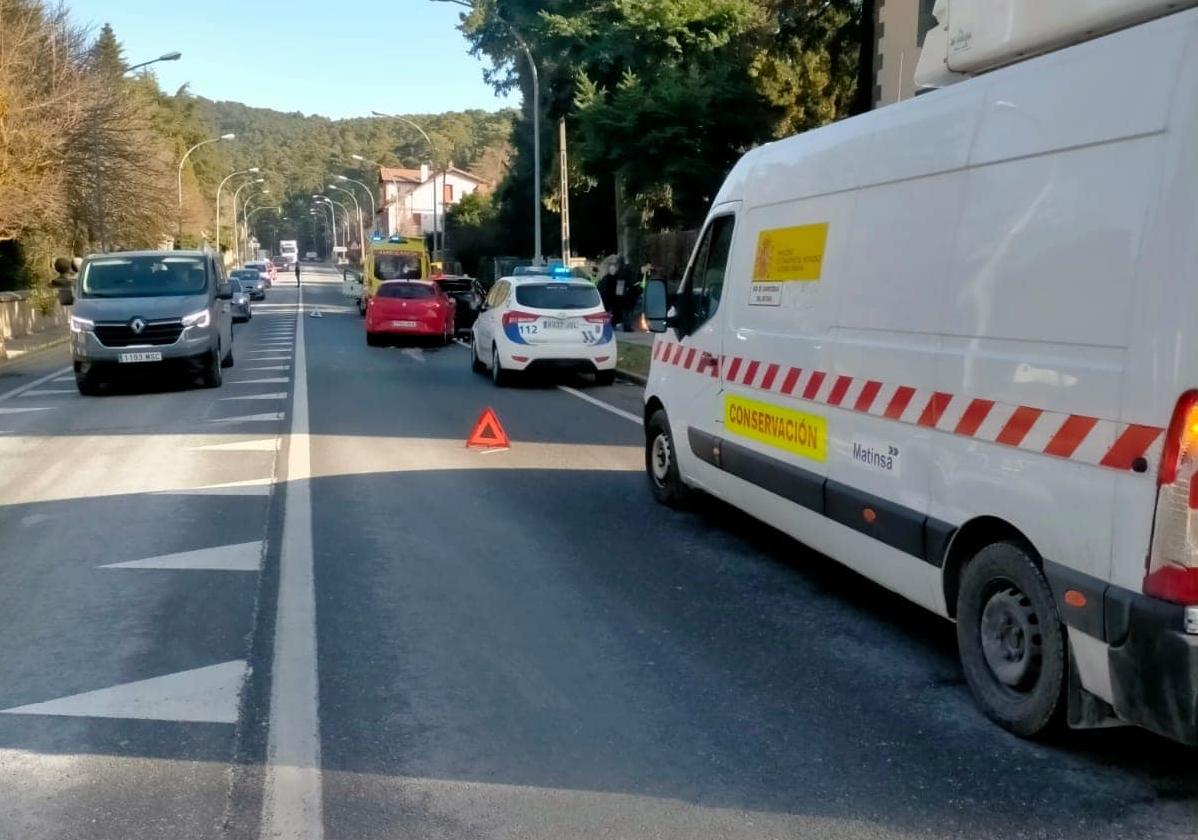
top-left (365, 280), bottom-right (456, 346)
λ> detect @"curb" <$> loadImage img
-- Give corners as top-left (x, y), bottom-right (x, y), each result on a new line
top-left (0, 333), bottom-right (70, 366)
top-left (614, 368), bottom-right (647, 386)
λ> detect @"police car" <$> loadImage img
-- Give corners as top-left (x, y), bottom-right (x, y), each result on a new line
top-left (470, 267), bottom-right (616, 386)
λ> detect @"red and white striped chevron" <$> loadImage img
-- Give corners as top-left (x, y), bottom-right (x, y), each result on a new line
top-left (651, 340), bottom-right (1163, 472)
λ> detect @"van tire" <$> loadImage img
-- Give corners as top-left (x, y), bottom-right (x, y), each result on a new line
top-left (202, 346), bottom-right (223, 388)
top-left (956, 541), bottom-right (1066, 738)
top-left (645, 410), bottom-right (691, 508)
top-left (76, 374), bottom-right (103, 396)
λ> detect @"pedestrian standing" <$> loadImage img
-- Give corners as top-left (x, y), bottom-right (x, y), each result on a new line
top-left (598, 261), bottom-right (618, 317)
top-left (295, 260), bottom-right (301, 287)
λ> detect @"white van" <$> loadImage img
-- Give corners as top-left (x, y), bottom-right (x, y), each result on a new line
top-left (641, 8), bottom-right (1198, 745)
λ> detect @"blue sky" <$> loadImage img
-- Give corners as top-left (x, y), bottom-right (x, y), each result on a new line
top-left (68, 0), bottom-right (518, 118)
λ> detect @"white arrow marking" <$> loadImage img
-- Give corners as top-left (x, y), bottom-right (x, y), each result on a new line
top-left (0, 660), bottom-right (247, 723)
top-left (189, 438), bottom-right (278, 452)
top-left (220, 392), bottom-right (288, 401)
top-left (100, 541), bottom-right (262, 571)
top-left (210, 412), bottom-right (286, 423)
top-left (165, 478), bottom-right (273, 496)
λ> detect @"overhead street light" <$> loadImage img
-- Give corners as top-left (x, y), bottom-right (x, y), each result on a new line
top-left (329, 184), bottom-right (365, 266)
top-left (242, 189), bottom-right (271, 262)
top-left (177, 133), bottom-right (235, 243)
top-left (215, 167), bottom-right (260, 256)
top-left (428, 0), bottom-right (542, 264)
top-left (337, 174), bottom-right (378, 234)
top-left (232, 177), bottom-right (265, 263)
top-left (312, 197), bottom-right (339, 250)
top-left (124, 51), bottom-right (182, 75)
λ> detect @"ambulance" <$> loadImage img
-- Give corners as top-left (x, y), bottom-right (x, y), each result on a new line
top-left (641, 1), bottom-right (1198, 744)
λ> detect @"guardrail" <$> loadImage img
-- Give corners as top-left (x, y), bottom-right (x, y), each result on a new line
top-left (0, 290), bottom-right (69, 362)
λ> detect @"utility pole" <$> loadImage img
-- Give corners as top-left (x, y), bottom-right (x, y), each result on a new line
top-left (559, 117), bottom-right (570, 263)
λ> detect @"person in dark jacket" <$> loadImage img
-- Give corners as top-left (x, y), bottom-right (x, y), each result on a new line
top-left (598, 260), bottom-right (618, 317)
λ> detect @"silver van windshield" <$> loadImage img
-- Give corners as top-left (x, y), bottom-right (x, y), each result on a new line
top-left (81, 256), bottom-right (208, 298)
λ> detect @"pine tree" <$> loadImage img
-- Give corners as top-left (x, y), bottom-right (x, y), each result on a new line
top-left (90, 23), bottom-right (126, 77)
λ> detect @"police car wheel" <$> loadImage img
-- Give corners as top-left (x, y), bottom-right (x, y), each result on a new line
top-left (645, 410), bottom-right (690, 508)
top-left (956, 541), bottom-right (1066, 738)
top-left (470, 339), bottom-right (486, 373)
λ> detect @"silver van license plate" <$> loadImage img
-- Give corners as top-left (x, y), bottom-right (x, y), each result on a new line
top-left (118, 351), bottom-right (162, 363)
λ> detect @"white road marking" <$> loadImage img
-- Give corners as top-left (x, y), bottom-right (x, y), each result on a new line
top-left (0, 407), bottom-right (53, 415)
top-left (245, 366), bottom-right (291, 371)
top-left (53, 375), bottom-right (75, 383)
top-left (220, 392), bottom-right (288, 401)
top-left (0, 365), bottom-right (72, 403)
top-left (557, 385), bottom-right (642, 425)
top-left (19, 389), bottom-right (76, 397)
top-left (166, 477), bottom-right (274, 496)
top-left (190, 438), bottom-right (279, 453)
top-left (401, 348), bottom-right (426, 364)
top-left (210, 412), bottom-right (286, 423)
top-left (100, 541), bottom-right (263, 571)
top-left (0, 660), bottom-right (246, 723)
top-left (231, 378), bottom-right (290, 384)
top-left (260, 288), bottom-right (323, 839)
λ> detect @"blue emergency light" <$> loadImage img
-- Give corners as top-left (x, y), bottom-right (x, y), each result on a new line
top-left (550, 264), bottom-right (572, 280)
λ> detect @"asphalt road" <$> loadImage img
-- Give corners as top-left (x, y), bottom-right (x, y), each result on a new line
top-left (1, 265), bottom-right (1195, 840)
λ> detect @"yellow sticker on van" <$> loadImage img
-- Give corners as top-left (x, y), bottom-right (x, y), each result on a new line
top-left (725, 394), bottom-right (827, 463)
top-left (752, 223), bottom-right (829, 282)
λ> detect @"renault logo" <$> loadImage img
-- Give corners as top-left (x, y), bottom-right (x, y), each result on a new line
top-left (130, 317), bottom-right (146, 335)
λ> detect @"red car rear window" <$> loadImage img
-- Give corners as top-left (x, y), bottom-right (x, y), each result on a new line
top-left (378, 283), bottom-right (434, 299)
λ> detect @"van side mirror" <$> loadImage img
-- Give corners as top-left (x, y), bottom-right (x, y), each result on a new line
top-left (216, 283), bottom-right (233, 300)
top-left (644, 279), bottom-right (671, 333)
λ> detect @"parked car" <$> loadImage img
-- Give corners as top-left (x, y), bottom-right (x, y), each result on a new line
top-left (65, 250), bottom-right (235, 394)
top-left (640, 7), bottom-right (1198, 746)
top-left (431, 274), bottom-right (485, 332)
top-left (230, 269), bottom-right (266, 300)
top-left (365, 280), bottom-right (455, 346)
top-left (471, 275), bottom-right (614, 386)
top-left (229, 278), bottom-right (252, 323)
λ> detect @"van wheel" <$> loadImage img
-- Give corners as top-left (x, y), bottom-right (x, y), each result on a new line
top-left (221, 343), bottom-right (235, 368)
top-left (645, 410), bottom-right (691, 508)
top-left (470, 339), bottom-right (485, 374)
top-left (201, 346), bottom-right (223, 388)
top-left (76, 374), bottom-right (103, 396)
top-left (956, 541), bottom-right (1066, 738)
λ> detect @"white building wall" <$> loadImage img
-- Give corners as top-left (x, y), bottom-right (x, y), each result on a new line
top-left (378, 172), bottom-right (483, 236)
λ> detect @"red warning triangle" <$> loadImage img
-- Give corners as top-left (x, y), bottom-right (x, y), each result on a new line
top-left (466, 407), bottom-right (510, 449)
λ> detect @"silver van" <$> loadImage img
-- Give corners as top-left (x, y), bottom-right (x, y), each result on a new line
top-left (66, 251), bottom-right (235, 395)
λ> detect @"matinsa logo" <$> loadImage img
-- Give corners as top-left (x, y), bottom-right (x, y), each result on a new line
top-left (852, 440), bottom-right (900, 474)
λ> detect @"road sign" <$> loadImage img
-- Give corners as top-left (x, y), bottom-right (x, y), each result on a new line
top-left (466, 407), bottom-right (510, 449)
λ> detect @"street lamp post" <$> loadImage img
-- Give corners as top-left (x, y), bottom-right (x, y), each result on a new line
top-left (177, 133), bottom-right (235, 244)
top-left (246, 206), bottom-right (281, 252)
top-left (231, 177), bottom-right (264, 264)
top-left (215, 167), bottom-right (260, 258)
top-left (330, 184), bottom-right (365, 267)
top-left (370, 112), bottom-right (441, 255)
top-left (313, 197), bottom-right (339, 252)
top-left (324, 197), bottom-right (354, 260)
top-left (125, 51), bottom-right (181, 75)
top-left (429, 0), bottom-right (541, 264)
top-left (242, 189), bottom-right (271, 261)
top-left (337, 175), bottom-right (378, 234)
top-left (352, 154), bottom-right (402, 236)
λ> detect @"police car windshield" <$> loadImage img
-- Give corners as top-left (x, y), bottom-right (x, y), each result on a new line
top-left (81, 256), bottom-right (208, 298)
top-left (515, 283), bottom-right (601, 310)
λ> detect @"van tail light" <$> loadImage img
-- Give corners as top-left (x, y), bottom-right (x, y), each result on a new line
top-left (502, 311), bottom-right (539, 328)
top-left (1145, 390), bottom-right (1198, 604)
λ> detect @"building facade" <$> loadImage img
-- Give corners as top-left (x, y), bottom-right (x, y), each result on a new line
top-left (377, 165), bottom-right (487, 238)
top-left (874, 0), bottom-right (940, 107)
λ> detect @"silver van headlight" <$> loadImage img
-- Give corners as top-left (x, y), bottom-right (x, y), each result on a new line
top-left (70, 315), bottom-right (94, 333)
top-left (182, 308), bottom-right (210, 329)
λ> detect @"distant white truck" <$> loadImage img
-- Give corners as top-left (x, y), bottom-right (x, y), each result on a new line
top-left (279, 240), bottom-right (299, 266)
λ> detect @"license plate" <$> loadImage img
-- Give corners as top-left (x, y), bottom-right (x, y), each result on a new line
top-left (542, 319), bottom-right (578, 330)
top-left (391, 320), bottom-right (419, 328)
top-left (118, 351), bottom-right (162, 363)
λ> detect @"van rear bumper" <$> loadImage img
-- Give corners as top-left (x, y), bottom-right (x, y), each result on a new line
top-left (1106, 588), bottom-right (1198, 745)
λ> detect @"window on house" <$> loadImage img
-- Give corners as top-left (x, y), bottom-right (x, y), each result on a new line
top-left (443, 183), bottom-right (454, 204)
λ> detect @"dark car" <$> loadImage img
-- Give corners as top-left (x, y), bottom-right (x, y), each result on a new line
top-left (432, 274), bottom-right (485, 332)
top-left (230, 269), bottom-right (266, 300)
top-left (270, 256), bottom-right (288, 269)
